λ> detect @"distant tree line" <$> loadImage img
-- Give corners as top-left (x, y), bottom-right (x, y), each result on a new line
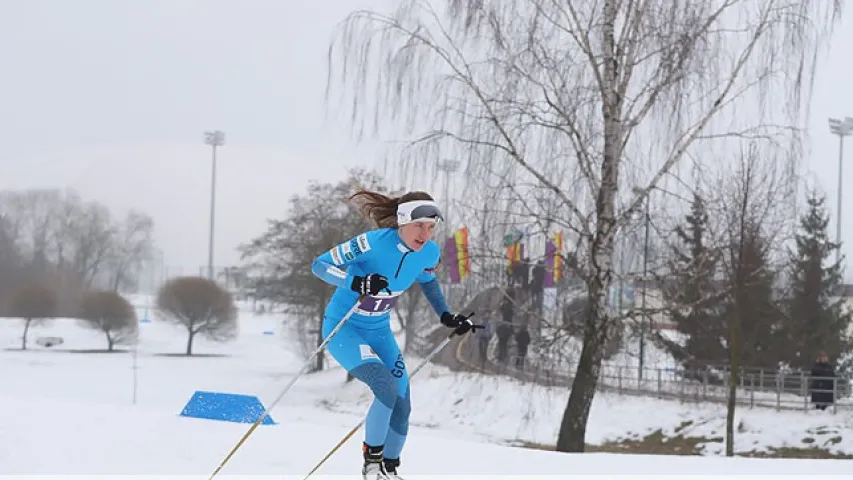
top-left (0, 189), bottom-right (247, 356)
top-left (660, 184), bottom-right (852, 374)
top-left (0, 188), bottom-right (156, 302)
top-left (0, 187), bottom-right (155, 350)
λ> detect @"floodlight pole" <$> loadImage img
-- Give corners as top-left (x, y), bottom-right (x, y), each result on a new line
top-left (204, 130), bottom-right (226, 280)
top-left (829, 117), bottom-right (853, 266)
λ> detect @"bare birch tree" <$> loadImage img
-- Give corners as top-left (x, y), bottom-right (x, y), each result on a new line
top-left (325, 0), bottom-right (841, 451)
top-left (711, 144), bottom-right (795, 456)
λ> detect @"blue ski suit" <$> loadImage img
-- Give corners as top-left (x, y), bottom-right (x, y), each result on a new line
top-left (311, 227), bottom-right (451, 459)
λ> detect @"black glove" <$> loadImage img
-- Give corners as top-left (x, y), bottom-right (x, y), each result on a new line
top-left (440, 311), bottom-right (481, 335)
top-left (351, 273), bottom-right (390, 296)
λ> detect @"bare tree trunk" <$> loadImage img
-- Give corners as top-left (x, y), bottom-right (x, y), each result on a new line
top-left (22, 317), bottom-right (31, 350)
top-left (725, 156), bottom-right (753, 457)
top-left (186, 331), bottom-right (194, 355)
top-left (110, 262), bottom-right (127, 292)
top-left (315, 320), bottom-right (325, 372)
top-left (556, 274), bottom-right (612, 451)
top-left (315, 290), bottom-right (328, 372)
top-left (556, 321), bottom-right (606, 450)
top-left (557, 0), bottom-right (622, 451)
top-left (726, 316), bottom-right (740, 456)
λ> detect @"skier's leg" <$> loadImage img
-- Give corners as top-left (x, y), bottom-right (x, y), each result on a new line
top-left (384, 383), bottom-right (410, 461)
top-left (363, 328), bottom-right (411, 465)
top-left (323, 319), bottom-right (399, 451)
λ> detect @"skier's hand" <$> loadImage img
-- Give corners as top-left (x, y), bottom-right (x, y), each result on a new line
top-left (441, 311), bottom-right (481, 335)
top-left (351, 273), bottom-right (390, 296)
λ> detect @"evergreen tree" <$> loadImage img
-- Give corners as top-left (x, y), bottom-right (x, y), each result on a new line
top-left (663, 193), bottom-right (726, 368)
top-left (719, 221), bottom-right (782, 369)
top-left (782, 190), bottom-right (851, 369)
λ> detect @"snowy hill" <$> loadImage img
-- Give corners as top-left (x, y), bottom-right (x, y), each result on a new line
top-left (1, 297), bottom-right (852, 477)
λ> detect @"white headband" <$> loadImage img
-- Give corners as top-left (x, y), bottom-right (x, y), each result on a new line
top-left (396, 200), bottom-right (444, 226)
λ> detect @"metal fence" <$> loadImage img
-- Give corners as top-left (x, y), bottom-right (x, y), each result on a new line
top-left (478, 344), bottom-right (853, 413)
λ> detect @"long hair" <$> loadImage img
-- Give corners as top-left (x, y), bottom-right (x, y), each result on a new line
top-left (349, 189), bottom-right (434, 228)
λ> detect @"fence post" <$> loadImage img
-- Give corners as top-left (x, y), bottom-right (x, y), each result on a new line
top-left (801, 371), bottom-right (807, 412)
top-left (833, 377), bottom-right (838, 414)
top-left (749, 374), bottom-right (754, 409)
top-left (657, 368), bottom-right (662, 399)
top-left (776, 371), bottom-right (781, 411)
top-left (618, 367), bottom-right (623, 395)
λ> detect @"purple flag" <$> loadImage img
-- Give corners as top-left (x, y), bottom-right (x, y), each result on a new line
top-left (544, 237), bottom-right (556, 288)
top-left (444, 234), bottom-right (460, 284)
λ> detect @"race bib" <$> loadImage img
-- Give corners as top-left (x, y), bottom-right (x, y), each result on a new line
top-left (357, 295), bottom-right (399, 316)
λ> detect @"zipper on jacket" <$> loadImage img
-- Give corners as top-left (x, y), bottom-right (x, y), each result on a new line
top-left (395, 251), bottom-right (410, 278)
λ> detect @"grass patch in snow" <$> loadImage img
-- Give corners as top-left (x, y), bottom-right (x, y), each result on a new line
top-left (510, 428), bottom-right (720, 456)
top-left (741, 446), bottom-right (853, 459)
top-left (599, 428), bottom-right (723, 455)
top-left (512, 431), bottom-right (851, 459)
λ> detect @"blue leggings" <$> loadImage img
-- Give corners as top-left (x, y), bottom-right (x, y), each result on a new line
top-left (323, 318), bottom-right (411, 459)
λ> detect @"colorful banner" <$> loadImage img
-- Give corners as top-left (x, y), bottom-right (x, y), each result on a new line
top-left (506, 241), bottom-right (524, 273)
top-left (444, 226), bottom-right (470, 284)
top-left (544, 231), bottom-right (564, 288)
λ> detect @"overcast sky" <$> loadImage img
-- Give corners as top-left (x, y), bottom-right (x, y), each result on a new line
top-left (1, 1), bottom-right (852, 278)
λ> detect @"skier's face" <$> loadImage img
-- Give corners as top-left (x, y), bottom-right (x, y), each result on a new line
top-left (399, 221), bottom-right (436, 251)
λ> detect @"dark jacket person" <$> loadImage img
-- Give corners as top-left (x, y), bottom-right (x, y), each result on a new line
top-left (810, 351), bottom-right (836, 410)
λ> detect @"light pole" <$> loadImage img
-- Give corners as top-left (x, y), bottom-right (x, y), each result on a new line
top-left (437, 159), bottom-right (460, 302)
top-left (437, 159), bottom-right (460, 228)
top-left (204, 130), bottom-right (225, 280)
top-left (632, 187), bottom-right (651, 383)
top-left (829, 117), bottom-right (853, 266)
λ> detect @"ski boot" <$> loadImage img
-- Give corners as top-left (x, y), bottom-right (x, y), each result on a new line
top-left (383, 458), bottom-right (405, 480)
top-left (362, 443), bottom-right (388, 479)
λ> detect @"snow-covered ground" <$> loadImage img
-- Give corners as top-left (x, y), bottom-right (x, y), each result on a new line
top-left (1, 295), bottom-right (851, 478)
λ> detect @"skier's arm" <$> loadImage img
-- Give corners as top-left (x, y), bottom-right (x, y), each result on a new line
top-left (312, 232), bottom-right (376, 289)
top-left (417, 262), bottom-right (451, 317)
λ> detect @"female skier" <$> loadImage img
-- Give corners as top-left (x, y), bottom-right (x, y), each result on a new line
top-left (311, 189), bottom-right (477, 479)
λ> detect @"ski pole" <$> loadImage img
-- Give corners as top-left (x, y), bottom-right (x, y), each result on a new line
top-left (302, 313), bottom-right (478, 480)
top-left (208, 294), bottom-right (366, 480)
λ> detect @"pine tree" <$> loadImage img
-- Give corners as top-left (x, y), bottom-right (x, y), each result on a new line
top-left (663, 193), bottom-right (726, 368)
top-left (783, 190), bottom-right (851, 369)
top-left (719, 221), bottom-right (781, 369)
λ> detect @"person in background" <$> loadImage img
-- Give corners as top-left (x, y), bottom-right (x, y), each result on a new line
top-left (510, 257), bottom-right (530, 291)
top-left (530, 259), bottom-right (545, 315)
top-left (810, 350), bottom-right (836, 411)
top-left (497, 289), bottom-right (515, 359)
top-left (514, 325), bottom-right (530, 369)
top-left (476, 317), bottom-right (494, 366)
top-left (496, 320), bottom-right (513, 365)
